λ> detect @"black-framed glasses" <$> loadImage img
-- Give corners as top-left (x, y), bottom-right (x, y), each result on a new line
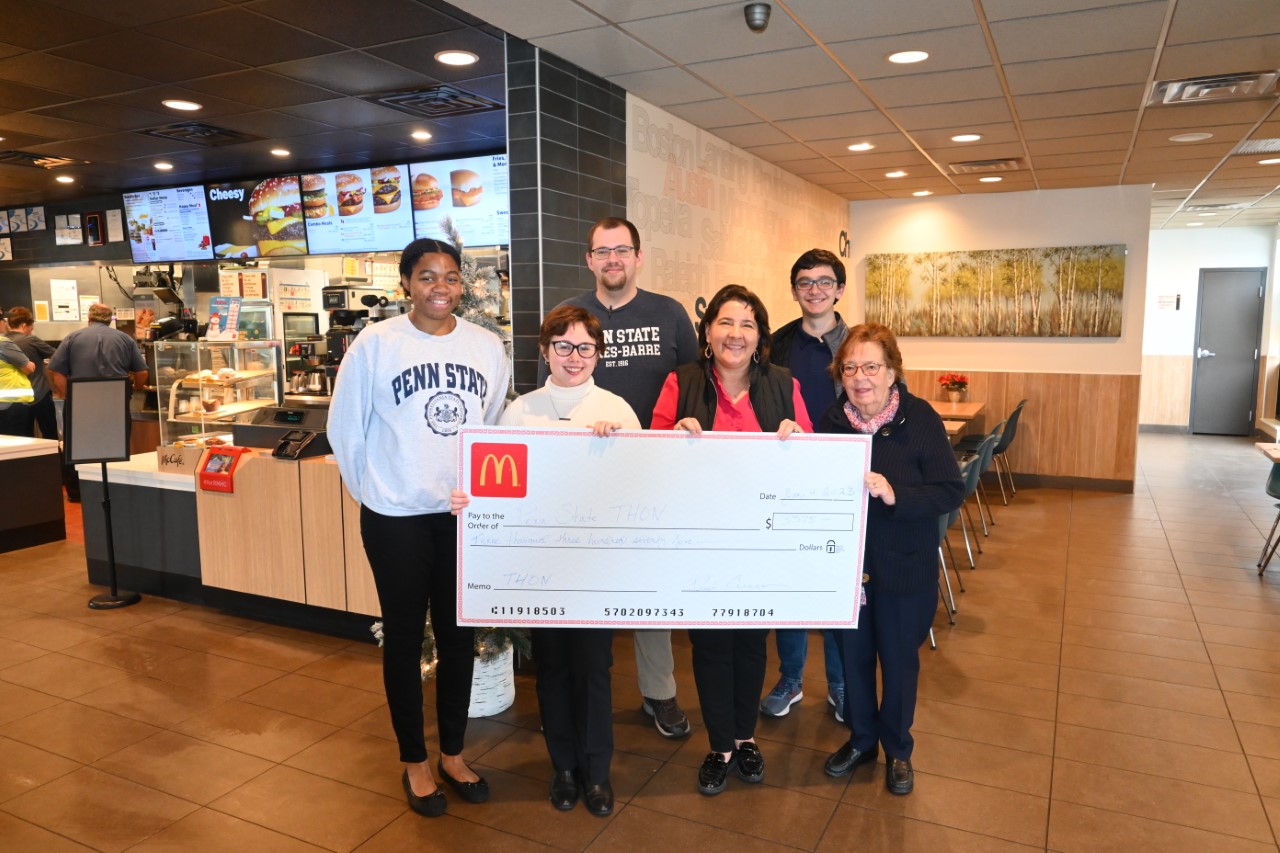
top-left (794, 277), bottom-right (839, 292)
top-left (840, 362), bottom-right (883, 376)
top-left (589, 245), bottom-right (635, 260)
top-left (550, 341), bottom-right (599, 358)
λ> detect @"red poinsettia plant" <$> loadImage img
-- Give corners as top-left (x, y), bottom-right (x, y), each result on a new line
top-left (938, 373), bottom-right (969, 392)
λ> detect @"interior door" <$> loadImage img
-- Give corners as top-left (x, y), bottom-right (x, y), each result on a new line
top-left (1190, 268), bottom-right (1265, 435)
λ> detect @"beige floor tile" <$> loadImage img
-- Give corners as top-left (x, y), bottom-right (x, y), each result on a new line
top-left (0, 701), bottom-right (159, 763)
top-left (1216, 665), bottom-right (1280, 700)
top-left (1225, 690), bottom-right (1280, 727)
top-left (0, 650), bottom-right (130, 699)
top-left (210, 765), bottom-right (406, 852)
top-left (0, 679), bottom-right (64, 726)
top-left (1056, 694), bottom-right (1239, 752)
top-left (1235, 721), bottom-right (1280, 761)
top-left (176, 699), bottom-right (338, 762)
top-left (145, 650), bottom-right (286, 698)
top-left (1063, 578), bottom-right (1189, 604)
top-left (1195, 606), bottom-right (1280, 633)
top-left (1058, 667), bottom-right (1228, 718)
top-left (239, 673), bottom-right (386, 727)
top-left (285, 728), bottom-right (410, 799)
top-left (206, 632), bottom-right (335, 672)
top-left (917, 670), bottom-right (1058, 721)
top-left (128, 807), bottom-right (330, 852)
top-left (910, 729), bottom-right (1052, 796)
top-left (1054, 723), bottom-right (1253, 792)
top-left (0, 636), bottom-right (50, 670)
top-left (1060, 623), bottom-right (1209, 663)
top-left (76, 674), bottom-right (226, 727)
top-left (0, 811), bottom-right (97, 851)
top-left (1201, 622), bottom-right (1280, 652)
top-left (59, 632), bottom-right (191, 674)
top-left (0, 615), bottom-right (113, 652)
top-left (1051, 758), bottom-right (1272, 842)
top-left (1063, 593), bottom-right (1194, 622)
top-left (816, 802), bottom-right (1042, 852)
top-left (126, 612), bottom-right (249, 651)
top-left (0, 734), bottom-right (81, 803)
top-left (1047, 800), bottom-right (1277, 852)
top-left (93, 730), bottom-right (273, 804)
top-left (1063, 606), bottom-right (1203, 641)
top-left (1208, 643), bottom-right (1280, 675)
top-left (912, 700), bottom-right (1055, 754)
top-left (1060, 643), bottom-right (1218, 688)
top-left (1248, 754), bottom-right (1280, 799)
top-left (295, 650), bottom-right (386, 693)
top-left (2, 766), bottom-right (197, 853)
top-left (931, 628), bottom-right (1061, 665)
top-left (356, 809), bottom-right (584, 852)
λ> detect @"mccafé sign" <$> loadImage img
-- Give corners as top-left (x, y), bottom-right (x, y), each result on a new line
top-left (471, 443), bottom-right (528, 498)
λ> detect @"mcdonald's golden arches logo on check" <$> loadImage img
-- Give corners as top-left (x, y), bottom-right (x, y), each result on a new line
top-left (471, 443), bottom-right (528, 498)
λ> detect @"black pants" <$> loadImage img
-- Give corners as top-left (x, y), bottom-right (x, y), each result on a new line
top-left (533, 627), bottom-right (613, 784)
top-left (26, 394), bottom-right (57, 440)
top-left (688, 628), bottom-right (768, 753)
top-left (361, 507), bottom-right (474, 763)
top-left (0, 403), bottom-right (26, 436)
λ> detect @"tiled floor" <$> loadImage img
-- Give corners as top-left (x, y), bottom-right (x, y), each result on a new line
top-left (3, 432), bottom-right (1280, 850)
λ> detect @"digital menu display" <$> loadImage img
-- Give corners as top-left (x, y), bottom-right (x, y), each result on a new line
top-left (410, 154), bottom-right (510, 247)
top-left (123, 185), bottom-right (213, 264)
top-left (300, 165), bottom-right (415, 255)
top-left (206, 176), bottom-right (308, 260)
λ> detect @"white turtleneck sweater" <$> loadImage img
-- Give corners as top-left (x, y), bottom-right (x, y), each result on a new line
top-left (498, 377), bottom-right (640, 430)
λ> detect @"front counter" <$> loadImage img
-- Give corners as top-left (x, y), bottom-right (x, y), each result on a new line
top-left (1, 435), bottom-right (65, 552)
top-left (79, 450), bottom-right (379, 638)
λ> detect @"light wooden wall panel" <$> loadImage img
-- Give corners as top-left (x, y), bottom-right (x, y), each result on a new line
top-left (300, 460), bottom-right (346, 611)
top-left (1139, 355), bottom-right (1192, 426)
top-left (903, 369), bottom-right (1139, 485)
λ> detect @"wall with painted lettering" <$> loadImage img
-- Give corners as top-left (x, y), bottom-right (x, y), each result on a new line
top-left (626, 95), bottom-right (851, 329)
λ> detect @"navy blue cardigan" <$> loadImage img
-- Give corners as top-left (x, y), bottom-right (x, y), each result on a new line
top-left (817, 384), bottom-right (965, 595)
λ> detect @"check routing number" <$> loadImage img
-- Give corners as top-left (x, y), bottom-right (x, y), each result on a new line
top-left (456, 427), bottom-right (870, 629)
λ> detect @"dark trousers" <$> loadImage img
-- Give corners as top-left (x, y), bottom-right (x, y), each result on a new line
top-left (26, 394), bottom-right (57, 440)
top-left (533, 627), bottom-right (613, 784)
top-left (839, 584), bottom-right (937, 760)
top-left (688, 628), bottom-right (768, 753)
top-left (361, 507), bottom-right (474, 763)
top-left (0, 403), bottom-right (26, 436)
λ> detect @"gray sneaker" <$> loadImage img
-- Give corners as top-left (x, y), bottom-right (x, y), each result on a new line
top-left (642, 696), bottom-right (691, 738)
top-left (828, 686), bottom-right (846, 724)
top-left (759, 677), bottom-right (804, 717)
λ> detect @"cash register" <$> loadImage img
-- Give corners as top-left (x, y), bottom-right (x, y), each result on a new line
top-left (231, 406), bottom-right (331, 460)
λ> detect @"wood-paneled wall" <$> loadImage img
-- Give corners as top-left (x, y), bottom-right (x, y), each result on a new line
top-left (1139, 355), bottom-right (1192, 426)
top-left (903, 369), bottom-right (1140, 487)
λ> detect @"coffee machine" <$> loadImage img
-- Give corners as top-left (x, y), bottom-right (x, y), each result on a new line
top-left (324, 308), bottom-right (366, 390)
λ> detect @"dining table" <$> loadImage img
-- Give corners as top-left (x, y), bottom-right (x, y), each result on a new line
top-left (929, 400), bottom-right (985, 421)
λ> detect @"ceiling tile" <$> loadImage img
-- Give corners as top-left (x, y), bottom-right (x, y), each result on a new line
top-left (741, 141), bottom-right (820, 162)
top-left (618, 5), bottom-right (811, 65)
top-left (366, 30), bottom-right (506, 80)
top-left (215, 110), bottom-right (336, 140)
top-left (891, 98), bottom-right (1014, 132)
top-left (251, 0), bottom-right (465, 46)
top-left (910, 123), bottom-right (1023, 147)
top-left (982, 0), bottom-right (1155, 21)
top-left (1003, 50), bottom-right (1154, 96)
top-left (990, 3), bottom-right (1168, 63)
top-left (580, 0), bottom-right (736, 25)
top-left (1025, 131), bottom-right (1134, 155)
top-left (664, 98), bottom-right (761, 129)
top-left (530, 27), bottom-right (670, 77)
top-left (1015, 84), bottom-right (1147, 121)
top-left (711, 123), bottom-right (794, 148)
top-left (775, 112), bottom-right (898, 141)
top-left (266, 51), bottom-right (431, 96)
top-left (809, 133), bottom-right (916, 157)
top-left (1034, 150), bottom-right (1128, 168)
top-left (608, 66), bottom-right (719, 105)
top-left (41, 0), bottom-right (222, 27)
top-left (51, 31), bottom-right (243, 83)
top-left (0, 112), bottom-right (101, 142)
top-left (277, 97), bottom-right (423, 129)
top-left (688, 46), bottom-right (848, 97)
top-left (1156, 33), bottom-right (1280, 80)
top-left (1, 0), bottom-right (121, 50)
top-left (142, 7), bottom-right (345, 66)
top-left (784, 0), bottom-right (978, 42)
top-left (862, 67), bottom-right (1004, 108)
top-left (32, 101), bottom-right (174, 132)
top-left (1139, 102), bottom-right (1271, 130)
top-left (442, 0), bottom-right (604, 39)
top-left (828, 26), bottom-right (992, 80)
top-left (1021, 112), bottom-right (1136, 140)
top-left (737, 83), bottom-right (876, 122)
top-left (181, 70), bottom-right (343, 110)
top-left (0, 81), bottom-right (78, 112)
top-left (1166, 0), bottom-right (1280, 44)
top-left (0, 53), bottom-right (154, 99)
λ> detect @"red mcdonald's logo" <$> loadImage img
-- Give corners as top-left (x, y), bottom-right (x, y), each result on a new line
top-left (471, 443), bottom-right (528, 498)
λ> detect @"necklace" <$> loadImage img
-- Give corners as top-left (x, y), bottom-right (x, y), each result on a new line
top-left (547, 394), bottom-right (573, 421)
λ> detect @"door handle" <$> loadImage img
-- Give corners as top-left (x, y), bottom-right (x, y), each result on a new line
top-left (1197, 348), bottom-right (1216, 358)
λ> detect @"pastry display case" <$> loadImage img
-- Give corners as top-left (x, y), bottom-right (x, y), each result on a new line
top-left (151, 340), bottom-right (283, 446)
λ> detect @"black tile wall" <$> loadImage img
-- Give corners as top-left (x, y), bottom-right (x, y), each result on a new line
top-left (505, 35), bottom-right (627, 393)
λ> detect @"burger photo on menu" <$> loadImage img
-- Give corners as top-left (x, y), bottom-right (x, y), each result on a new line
top-left (451, 169), bottom-right (483, 207)
top-left (301, 174), bottom-right (328, 219)
top-left (372, 166), bottom-right (402, 213)
top-left (411, 172), bottom-right (443, 210)
top-left (337, 173), bottom-right (364, 216)
top-left (250, 177), bottom-right (306, 256)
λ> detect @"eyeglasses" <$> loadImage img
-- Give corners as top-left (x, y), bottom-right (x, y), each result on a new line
top-left (550, 341), bottom-right (599, 358)
top-left (794, 277), bottom-right (839, 292)
top-left (589, 245), bottom-right (635, 260)
top-left (840, 362), bottom-right (883, 377)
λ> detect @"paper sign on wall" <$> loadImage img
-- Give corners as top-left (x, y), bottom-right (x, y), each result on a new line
top-left (50, 279), bottom-right (79, 321)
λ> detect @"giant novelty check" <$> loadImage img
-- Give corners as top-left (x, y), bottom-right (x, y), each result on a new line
top-left (456, 427), bottom-right (870, 629)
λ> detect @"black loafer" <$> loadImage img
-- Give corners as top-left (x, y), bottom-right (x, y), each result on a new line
top-left (734, 741), bottom-right (765, 783)
top-left (402, 770), bottom-right (446, 817)
top-left (550, 769), bottom-right (578, 811)
top-left (698, 752), bottom-right (734, 796)
top-left (583, 779), bottom-right (614, 817)
top-left (824, 741), bottom-right (878, 778)
top-left (886, 757), bottom-right (913, 795)
top-left (437, 759), bottom-right (490, 804)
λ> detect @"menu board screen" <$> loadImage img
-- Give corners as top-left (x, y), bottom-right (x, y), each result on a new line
top-left (410, 154), bottom-right (510, 247)
top-left (123, 185), bottom-right (213, 263)
top-left (206, 176), bottom-right (308, 260)
top-left (300, 165), bottom-right (415, 255)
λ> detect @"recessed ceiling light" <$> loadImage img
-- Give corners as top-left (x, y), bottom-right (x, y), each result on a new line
top-left (154, 161), bottom-right (174, 171)
top-left (847, 142), bottom-right (875, 152)
top-left (1261, 157), bottom-right (1280, 165)
top-left (162, 99), bottom-right (202, 111)
top-left (1186, 221), bottom-right (1204, 226)
top-left (1169, 132), bottom-right (1213, 142)
top-left (887, 50), bottom-right (929, 64)
top-left (951, 133), bottom-right (982, 142)
top-left (270, 148), bottom-right (290, 157)
top-left (913, 190), bottom-right (933, 197)
top-left (435, 50), bottom-right (479, 66)
top-left (1197, 212), bottom-right (1218, 217)
top-left (885, 170), bottom-right (907, 178)
top-left (411, 130), bottom-right (433, 141)
top-left (55, 175), bottom-right (74, 184)
top-left (979, 176), bottom-right (1003, 183)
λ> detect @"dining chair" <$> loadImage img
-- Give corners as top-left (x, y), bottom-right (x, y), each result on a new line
top-left (954, 449), bottom-right (988, 567)
top-left (958, 420), bottom-right (1003, 531)
top-left (1257, 462), bottom-right (1280, 575)
top-left (990, 399), bottom-right (1028, 503)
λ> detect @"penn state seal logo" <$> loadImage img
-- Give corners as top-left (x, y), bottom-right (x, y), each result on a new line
top-left (425, 391), bottom-right (466, 436)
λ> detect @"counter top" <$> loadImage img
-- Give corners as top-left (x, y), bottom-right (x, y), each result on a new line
top-left (77, 451), bottom-right (196, 492)
top-left (0, 435), bottom-right (61, 461)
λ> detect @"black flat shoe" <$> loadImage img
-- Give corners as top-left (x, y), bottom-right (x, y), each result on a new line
top-left (437, 759), bottom-right (490, 804)
top-left (734, 742), bottom-right (765, 783)
top-left (402, 770), bottom-right (446, 817)
top-left (583, 779), bottom-right (614, 817)
top-left (550, 769), bottom-right (578, 811)
top-left (824, 741), bottom-right (878, 778)
top-left (886, 757), bottom-right (914, 795)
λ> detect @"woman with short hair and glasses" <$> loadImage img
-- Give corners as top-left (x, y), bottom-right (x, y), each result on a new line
top-left (814, 323), bottom-right (963, 796)
top-left (453, 304), bottom-right (639, 818)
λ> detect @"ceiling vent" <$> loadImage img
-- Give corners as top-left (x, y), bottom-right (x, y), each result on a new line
top-left (139, 122), bottom-right (263, 147)
top-left (0, 150), bottom-right (88, 169)
top-left (947, 158), bottom-right (1023, 174)
top-left (361, 84), bottom-right (503, 119)
top-left (1185, 202), bottom-right (1252, 211)
top-left (1148, 71), bottom-right (1280, 106)
top-left (1233, 138), bottom-right (1280, 154)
